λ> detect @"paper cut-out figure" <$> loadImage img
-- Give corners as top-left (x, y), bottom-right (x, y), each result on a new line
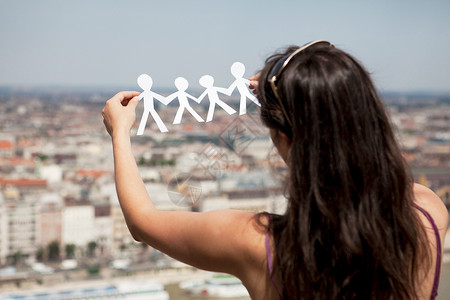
top-left (197, 75), bottom-right (236, 122)
top-left (165, 77), bottom-right (204, 125)
top-left (136, 74), bottom-right (168, 134)
top-left (225, 62), bottom-right (261, 115)
top-left (134, 62), bottom-right (258, 135)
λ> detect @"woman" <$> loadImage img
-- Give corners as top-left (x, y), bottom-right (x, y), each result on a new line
top-left (102, 40), bottom-right (448, 299)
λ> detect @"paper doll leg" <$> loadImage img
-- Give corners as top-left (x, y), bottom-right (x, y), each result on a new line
top-left (137, 109), bottom-right (150, 135)
top-left (186, 106), bottom-right (204, 122)
top-left (216, 99), bottom-right (236, 115)
top-left (150, 110), bottom-right (168, 132)
top-left (206, 102), bottom-right (216, 122)
top-left (173, 107), bottom-right (185, 125)
top-left (247, 92), bottom-right (261, 106)
top-left (239, 97), bottom-right (247, 115)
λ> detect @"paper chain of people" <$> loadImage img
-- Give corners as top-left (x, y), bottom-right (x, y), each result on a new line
top-left (136, 62), bottom-right (260, 134)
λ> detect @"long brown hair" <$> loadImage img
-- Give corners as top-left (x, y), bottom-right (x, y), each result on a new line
top-left (257, 43), bottom-right (429, 299)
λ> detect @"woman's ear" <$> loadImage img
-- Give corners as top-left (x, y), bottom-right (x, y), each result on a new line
top-left (270, 129), bottom-right (291, 163)
top-left (278, 131), bottom-right (291, 147)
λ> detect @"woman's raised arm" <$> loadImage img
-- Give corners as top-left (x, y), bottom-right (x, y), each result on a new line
top-left (101, 92), bottom-right (265, 277)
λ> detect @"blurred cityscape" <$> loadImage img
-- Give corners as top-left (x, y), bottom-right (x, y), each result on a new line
top-left (0, 87), bottom-right (449, 298)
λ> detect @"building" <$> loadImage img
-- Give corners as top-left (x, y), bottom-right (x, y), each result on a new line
top-left (94, 204), bottom-right (113, 256)
top-left (0, 140), bottom-right (13, 158)
top-left (0, 192), bottom-right (8, 264)
top-left (0, 178), bottom-right (47, 195)
top-left (111, 204), bottom-right (133, 256)
top-left (6, 195), bottom-right (40, 259)
top-left (40, 193), bottom-right (63, 247)
top-left (62, 199), bottom-right (95, 247)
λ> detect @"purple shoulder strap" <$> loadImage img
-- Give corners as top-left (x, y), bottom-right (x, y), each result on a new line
top-left (265, 215), bottom-right (281, 298)
top-left (265, 230), bottom-right (275, 279)
top-left (414, 203), bottom-right (442, 300)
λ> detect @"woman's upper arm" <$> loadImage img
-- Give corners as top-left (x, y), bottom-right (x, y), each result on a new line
top-left (132, 209), bottom-right (264, 276)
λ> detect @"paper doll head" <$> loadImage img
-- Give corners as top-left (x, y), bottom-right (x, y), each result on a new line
top-left (231, 62), bottom-right (245, 78)
top-left (174, 77), bottom-right (189, 91)
top-left (199, 75), bottom-right (214, 88)
top-left (137, 74), bottom-right (153, 90)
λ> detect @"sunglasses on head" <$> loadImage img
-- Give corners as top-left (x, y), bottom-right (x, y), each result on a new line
top-left (267, 40), bottom-right (333, 126)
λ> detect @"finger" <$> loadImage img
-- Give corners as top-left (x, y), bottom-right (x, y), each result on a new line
top-left (109, 91), bottom-right (141, 104)
top-left (249, 72), bottom-right (260, 82)
top-left (126, 96), bottom-right (140, 110)
top-left (119, 91), bottom-right (141, 106)
top-left (249, 81), bottom-right (258, 89)
top-left (122, 95), bottom-right (140, 108)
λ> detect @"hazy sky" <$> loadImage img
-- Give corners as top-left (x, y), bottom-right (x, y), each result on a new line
top-left (1, 0), bottom-right (449, 92)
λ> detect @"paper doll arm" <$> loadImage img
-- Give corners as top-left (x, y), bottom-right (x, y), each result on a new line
top-left (242, 78), bottom-right (250, 85)
top-left (150, 91), bottom-right (169, 105)
top-left (138, 92), bottom-right (144, 101)
top-left (164, 92), bottom-right (178, 105)
top-left (196, 90), bottom-right (208, 103)
top-left (216, 87), bottom-right (231, 95)
top-left (187, 93), bottom-right (202, 104)
top-left (223, 81), bottom-right (237, 96)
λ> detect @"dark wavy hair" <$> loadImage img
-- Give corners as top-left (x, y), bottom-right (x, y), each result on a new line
top-left (257, 42), bottom-right (430, 299)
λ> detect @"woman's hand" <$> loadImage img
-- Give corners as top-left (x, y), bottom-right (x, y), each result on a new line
top-left (102, 91), bottom-right (141, 138)
top-left (248, 73), bottom-right (260, 95)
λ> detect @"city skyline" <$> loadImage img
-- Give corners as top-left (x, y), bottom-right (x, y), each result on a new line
top-left (1, 1), bottom-right (450, 93)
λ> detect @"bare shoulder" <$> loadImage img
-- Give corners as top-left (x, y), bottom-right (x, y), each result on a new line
top-left (227, 210), bottom-right (268, 259)
top-left (202, 209), bottom-right (263, 232)
top-left (413, 183), bottom-right (449, 231)
top-left (201, 209), bottom-right (268, 258)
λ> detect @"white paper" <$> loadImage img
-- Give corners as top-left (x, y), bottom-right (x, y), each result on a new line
top-left (136, 62), bottom-right (259, 134)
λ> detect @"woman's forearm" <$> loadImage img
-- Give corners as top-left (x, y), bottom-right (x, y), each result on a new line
top-left (112, 132), bottom-right (154, 240)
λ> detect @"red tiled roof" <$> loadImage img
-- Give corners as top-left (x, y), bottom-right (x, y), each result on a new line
top-left (9, 157), bottom-right (35, 165)
top-left (0, 140), bottom-right (13, 149)
top-left (76, 170), bottom-right (111, 179)
top-left (0, 178), bottom-right (47, 187)
top-left (18, 139), bottom-right (35, 147)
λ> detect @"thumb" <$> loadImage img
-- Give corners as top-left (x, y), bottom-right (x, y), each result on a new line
top-left (127, 96), bottom-right (140, 110)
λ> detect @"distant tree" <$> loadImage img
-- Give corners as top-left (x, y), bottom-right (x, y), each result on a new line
top-left (12, 251), bottom-right (23, 266)
top-left (65, 243), bottom-right (76, 259)
top-left (48, 241), bottom-right (60, 261)
top-left (36, 153), bottom-right (49, 161)
top-left (87, 241), bottom-right (97, 257)
top-left (138, 156), bottom-right (146, 166)
top-left (87, 265), bottom-right (100, 275)
top-left (36, 247), bottom-right (45, 262)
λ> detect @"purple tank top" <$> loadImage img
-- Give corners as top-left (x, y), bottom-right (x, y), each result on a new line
top-left (265, 206), bottom-right (442, 299)
top-left (414, 203), bottom-right (442, 300)
top-left (265, 224), bottom-right (280, 298)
